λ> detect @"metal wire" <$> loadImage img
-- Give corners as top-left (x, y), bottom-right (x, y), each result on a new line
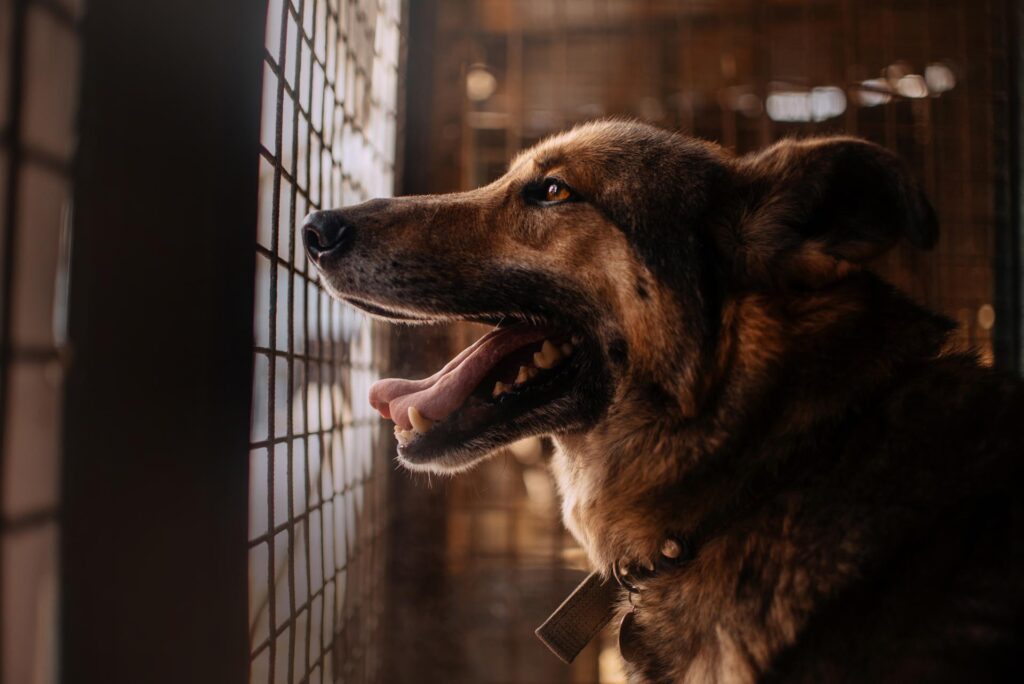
top-left (249, 1), bottom-right (401, 683)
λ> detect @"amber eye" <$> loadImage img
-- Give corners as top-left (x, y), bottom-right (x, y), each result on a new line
top-left (544, 180), bottom-right (572, 203)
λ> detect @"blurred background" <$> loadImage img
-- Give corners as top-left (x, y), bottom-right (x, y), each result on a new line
top-left (0, 1), bottom-right (1022, 683)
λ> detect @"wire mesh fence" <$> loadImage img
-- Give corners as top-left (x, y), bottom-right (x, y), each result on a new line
top-left (0, 1), bottom-right (80, 682)
top-left (249, 1), bottom-right (402, 683)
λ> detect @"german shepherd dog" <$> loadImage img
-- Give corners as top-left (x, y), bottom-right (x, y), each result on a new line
top-left (303, 121), bottom-right (1023, 682)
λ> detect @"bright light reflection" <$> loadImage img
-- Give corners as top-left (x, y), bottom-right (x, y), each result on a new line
top-left (854, 78), bottom-right (892, 107)
top-left (925, 63), bottom-right (957, 93)
top-left (766, 86), bottom-right (846, 122)
top-left (466, 64), bottom-right (498, 102)
top-left (896, 74), bottom-right (929, 98)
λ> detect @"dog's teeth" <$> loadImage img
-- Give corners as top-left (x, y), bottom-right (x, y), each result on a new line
top-left (492, 381), bottom-right (509, 397)
top-left (394, 426), bottom-right (415, 446)
top-left (408, 406), bottom-right (433, 433)
top-left (515, 365), bottom-right (538, 385)
top-left (534, 340), bottom-right (562, 369)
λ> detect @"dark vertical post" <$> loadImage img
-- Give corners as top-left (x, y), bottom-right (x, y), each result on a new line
top-left (61, 1), bottom-right (264, 683)
top-left (400, 0), bottom-right (439, 198)
top-left (995, 0), bottom-right (1023, 372)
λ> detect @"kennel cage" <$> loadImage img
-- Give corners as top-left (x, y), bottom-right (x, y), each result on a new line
top-left (0, 1), bottom-right (1019, 684)
top-left (248, 1), bottom-right (402, 683)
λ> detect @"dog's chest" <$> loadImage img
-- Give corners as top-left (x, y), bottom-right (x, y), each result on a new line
top-left (549, 443), bottom-right (603, 556)
top-left (625, 583), bottom-right (761, 684)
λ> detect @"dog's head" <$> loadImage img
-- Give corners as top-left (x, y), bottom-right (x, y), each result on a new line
top-left (304, 120), bottom-right (936, 473)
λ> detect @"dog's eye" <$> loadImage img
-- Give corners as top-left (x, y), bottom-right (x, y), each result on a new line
top-left (544, 180), bottom-right (572, 203)
top-left (524, 178), bottom-right (575, 206)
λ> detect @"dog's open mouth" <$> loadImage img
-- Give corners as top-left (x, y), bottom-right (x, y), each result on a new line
top-left (369, 323), bottom-right (582, 463)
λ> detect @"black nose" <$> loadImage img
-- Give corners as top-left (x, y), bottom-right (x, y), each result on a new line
top-left (302, 210), bottom-right (352, 261)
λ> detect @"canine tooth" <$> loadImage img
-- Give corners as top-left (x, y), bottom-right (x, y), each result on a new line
top-left (408, 406), bottom-right (433, 433)
top-left (534, 340), bottom-right (562, 369)
top-left (492, 381), bottom-right (509, 397)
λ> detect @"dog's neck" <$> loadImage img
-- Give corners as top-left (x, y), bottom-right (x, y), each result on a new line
top-left (551, 274), bottom-right (954, 571)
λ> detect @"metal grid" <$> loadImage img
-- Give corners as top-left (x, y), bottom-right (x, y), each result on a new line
top-left (0, 0), bottom-right (80, 682)
top-left (394, 1), bottom-right (1018, 682)
top-left (248, 1), bottom-right (402, 683)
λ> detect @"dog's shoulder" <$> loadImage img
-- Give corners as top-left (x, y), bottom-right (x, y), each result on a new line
top-left (880, 350), bottom-right (1024, 475)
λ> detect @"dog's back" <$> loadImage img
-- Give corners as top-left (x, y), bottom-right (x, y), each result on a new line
top-left (768, 347), bottom-right (1024, 682)
top-left (627, 274), bottom-right (1024, 683)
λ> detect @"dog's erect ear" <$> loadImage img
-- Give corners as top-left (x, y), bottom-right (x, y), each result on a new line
top-left (729, 137), bottom-right (938, 286)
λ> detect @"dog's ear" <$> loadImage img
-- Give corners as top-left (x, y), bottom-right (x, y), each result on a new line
top-left (729, 137), bottom-right (937, 286)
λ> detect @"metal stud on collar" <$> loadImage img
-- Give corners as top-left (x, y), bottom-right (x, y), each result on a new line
top-left (612, 536), bottom-right (690, 595)
top-left (612, 560), bottom-right (640, 594)
top-left (660, 536), bottom-right (690, 563)
top-left (661, 538), bottom-right (683, 559)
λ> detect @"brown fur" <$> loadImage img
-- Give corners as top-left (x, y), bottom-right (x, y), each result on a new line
top-left (306, 121), bottom-right (1024, 682)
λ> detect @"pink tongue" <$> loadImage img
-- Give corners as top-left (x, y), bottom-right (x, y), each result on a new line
top-left (369, 326), bottom-right (548, 430)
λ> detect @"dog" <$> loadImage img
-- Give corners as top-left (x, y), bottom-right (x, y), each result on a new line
top-left (303, 120), bottom-right (1024, 682)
